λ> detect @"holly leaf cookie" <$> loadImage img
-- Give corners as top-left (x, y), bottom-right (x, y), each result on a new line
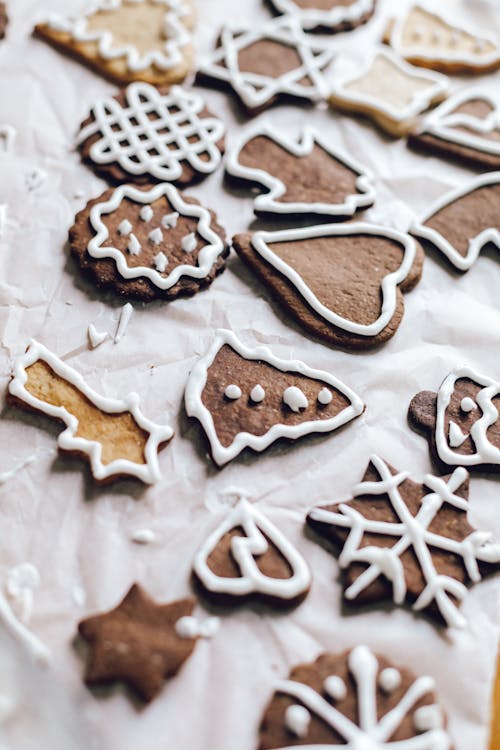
top-left (233, 224), bottom-right (423, 350)
top-left (329, 48), bottom-right (449, 138)
top-left (225, 125), bottom-right (375, 219)
top-left (193, 498), bottom-right (311, 606)
top-left (259, 645), bottom-right (451, 749)
top-left (196, 16), bottom-right (335, 114)
top-left (8, 341), bottom-right (172, 485)
top-left (185, 329), bottom-right (364, 466)
top-left (79, 585), bottom-right (198, 702)
top-left (411, 173), bottom-right (500, 272)
top-left (308, 455), bottom-right (500, 628)
top-left (269, 0), bottom-right (376, 34)
top-left (70, 183), bottom-right (229, 302)
top-left (409, 367), bottom-right (500, 472)
top-left (0, 3), bottom-right (7, 39)
top-left (77, 83), bottom-right (226, 187)
top-left (34, 0), bottom-right (195, 87)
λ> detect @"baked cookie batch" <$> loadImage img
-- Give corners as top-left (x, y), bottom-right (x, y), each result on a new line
top-left (3, 0), bottom-right (500, 746)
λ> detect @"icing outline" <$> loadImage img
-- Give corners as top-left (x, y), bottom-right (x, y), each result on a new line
top-left (269, 0), bottom-right (375, 32)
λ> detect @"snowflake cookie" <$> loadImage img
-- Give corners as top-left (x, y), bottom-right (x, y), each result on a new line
top-left (70, 183), bottom-right (229, 302)
top-left (269, 0), bottom-right (377, 34)
top-left (308, 455), bottom-right (500, 628)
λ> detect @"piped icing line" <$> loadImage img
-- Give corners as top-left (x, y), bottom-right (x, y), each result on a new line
top-left (184, 329), bottom-right (364, 466)
top-left (88, 324), bottom-right (109, 349)
top-left (225, 124), bottom-right (376, 217)
top-left (0, 587), bottom-right (50, 664)
top-left (197, 16), bottom-right (335, 110)
top-left (274, 646), bottom-right (451, 749)
top-left (44, 0), bottom-right (191, 73)
top-left (410, 172), bottom-right (500, 271)
top-left (249, 223), bottom-right (417, 337)
top-left (417, 89), bottom-right (500, 156)
top-left (193, 498), bottom-right (311, 600)
top-left (77, 84), bottom-right (225, 182)
top-left (114, 302), bottom-right (134, 343)
top-left (435, 367), bottom-right (500, 466)
top-left (87, 183), bottom-right (225, 290)
top-left (8, 341), bottom-right (173, 484)
top-left (270, 0), bottom-right (375, 32)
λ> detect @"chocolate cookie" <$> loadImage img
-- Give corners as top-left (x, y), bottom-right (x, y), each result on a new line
top-left (269, 0), bottom-right (377, 33)
top-left (70, 184), bottom-right (229, 302)
top-left (307, 455), bottom-right (500, 628)
top-left (185, 329), bottom-right (364, 466)
top-left (259, 645), bottom-right (452, 749)
top-left (233, 224), bottom-right (423, 350)
top-left (226, 125), bottom-right (375, 219)
top-left (0, 3), bottom-right (8, 39)
top-left (78, 83), bottom-right (225, 186)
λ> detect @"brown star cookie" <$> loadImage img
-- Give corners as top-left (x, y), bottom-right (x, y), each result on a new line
top-left (79, 584), bottom-right (198, 702)
top-left (268, 0), bottom-right (377, 34)
top-left (69, 184), bottom-right (229, 302)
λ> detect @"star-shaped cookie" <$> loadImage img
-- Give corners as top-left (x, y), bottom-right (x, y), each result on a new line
top-left (78, 584), bottom-right (198, 702)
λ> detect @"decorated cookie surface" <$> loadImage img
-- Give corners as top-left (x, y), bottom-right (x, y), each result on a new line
top-left (70, 183), bottom-right (229, 301)
top-left (233, 223), bottom-right (423, 350)
top-left (196, 16), bottom-right (335, 114)
top-left (269, 0), bottom-right (376, 33)
top-left (34, 0), bottom-right (195, 86)
top-left (226, 125), bottom-right (375, 219)
top-left (184, 330), bottom-right (364, 466)
top-left (308, 455), bottom-right (500, 628)
top-left (78, 84), bottom-right (226, 186)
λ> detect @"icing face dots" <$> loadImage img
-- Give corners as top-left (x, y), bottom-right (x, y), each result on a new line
top-left (461, 397), bottom-right (477, 413)
top-left (182, 233), bottom-right (197, 253)
top-left (163, 212), bottom-right (179, 228)
top-left (448, 421), bottom-right (467, 448)
top-left (148, 228), bottom-right (163, 245)
top-left (154, 252), bottom-right (168, 273)
top-left (379, 667), bottom-right (401, 694)
top-left (118, 219), bottom-right (132, 236)
top-left (413, 704), bottom-right (443, 732)
top-left (318, 388), bottom-right (333, 405)
top-left (324, 675), bottom-right (347, 701)
top-left (250, 384), bottom-right (265, 404)
top-left (140, 205), bottom-right (154, 222)
top-left (284, 704), bottom-right (311, 738)
top-left (127, 234), bottom-right (141, 255)
top-left (283, 386), bottom-right (308, 413)
top-left (225, 384), bottom-right (242, 400)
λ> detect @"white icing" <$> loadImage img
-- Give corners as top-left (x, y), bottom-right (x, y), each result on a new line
top-left (448, 421), bottom-right (468, 448)
top-left (309, 455), bottom-right (500, 629)
top-left (276, 646), bottom-right (451, 750)
top-left (78, 84), bottom-right (225, 182)
top-left (461, 397), bottom-right (477, 413)
top-left (198, 16), bottom-right (335, 110)
top-left (118, 219), bottom-right (132, 236)
top-left (127, 233), bottom-right (141, 256)
top-left (269, 0), bottom-right (374, 31)
top-left (45, 0), bottom-right (191, 73)
top-left (9, 340), bottom-right (173, 484)
top-left (225, 384), bottom-right (242, 400)
top-left (193, 498), bottom-right (311, 599)
top-left (411, 172), bottom-right (500, 271)
top-left (175, 615), bottom-right (220, 639)
top-left (154, 251), bottom-right (168, 273)
top-left (6, 563), bottom-right (40, 624)
top-left (114, 302), bottom-right (134, 343)
top-left (131, 528), bottom-right (156, 544)
top-left (379, 667), bottom-right (402, 694)
top-left (414, 705), bottom-right (444, 732)
top-left (225, 124), bottom-right (375, 218)
top-left (285, 705), bottom-right (311, 738)
top-left (88, 324), bottom-right (109, 349)
top-left (250, 384), bottom-right (265, 403)
top-left (324, 675), bottom-right (347, 701)
top-left (0, 586), bottom-right (50, 664)
top-left (318, 388), bottom-right (333, 405)
top-left (251, 223), bottom-right (418, 337)
top-left (149, 227), bottom-right (163, 245)
top-left (182, 232), bottom-right (197, 253)
top-left (0, 457), bottom-right (35, 485)
top-left (185, 329), bottom-right (364, 466)
top-left (88, 184), bottom-right (225, 290)
top-left (162, 211), bottom-right (179, 228)
top-left (140, 205), bottom-right (154, 222)
top-left (283, 386), bottom-right (308, 413)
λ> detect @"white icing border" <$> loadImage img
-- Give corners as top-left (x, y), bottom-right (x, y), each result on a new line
top-left (184, 329), bottom-right (364, 466)
top-left (9, 341), bottom-right (173, 484)
top-left (249, 223), bottom-right (417, 337)
top-left (225, 124), bottom-right (376, 217)
top-left (197, 16), bottom-right (335, 110)
top-left (87, 184), bottom-right (226, 289)
top-left (411, 172), bottom-right (500, 271)
top-left (45, 0), bottom-right (191, 73)
top-left (390, 3), bottom-right (500, 69)
top-left (329, 48), bottom-right (449, 127)
top-left (270, 0), bottom-right (375, 32)
top-left (193, 498), bottom-right (311, 599)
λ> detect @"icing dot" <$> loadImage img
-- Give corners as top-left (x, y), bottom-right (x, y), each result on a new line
top-left (250, 384), bottom-right (265, 403)
top-left (140, 205), bottom-right (154, 222)
top-left (324, 675), bottom-right (347, 701)
top-left (162, 212), bottom-right (179, 229)
top-left (175, 616), bottom-right (199, 639)
top-left (379, 667), bottom-right (401, 694)
top-left (318, 388), bottom-right (333, 405)
top-left (118, 219), bottom-right (132, 236)
top-left (131, 529), bottom-right (155, 545)
top-left (285, 705), bottom-right (311, 738)
top-left (460, 397), bottom-right (477, 413)
top-left (127, 234), bottom-right (141, 255)
top-left (283, 386), bottom-right (308, 413)
top-left (225, 384), bottom-right (242, 400)
top-left (182, 232), bottom-right (197, 253)
top-left (413, 705), bottom-right (443, 733)
top-left (149, 228), bottom-right (163, 245)
top-left (154, 252), bottom-right (168, 273)
top-left (449, 421), bottom-right (468, 448)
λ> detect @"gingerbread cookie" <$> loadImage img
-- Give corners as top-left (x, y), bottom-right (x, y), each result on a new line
top-left (0, 3), bottom-right (7, 39)
top-left (34, 0), bottom-right (195, 87)
top-left (411, 173), bottom-right (500, 272)
top-left (225, 125), bottom-right (375, 219)
top-left (259, 645), bottom-right (451, 749)
top-left (70, 184), bottom-right (229, 302)
top-left (185, 330), bottom-right (364, 466)
top-left (387, 4), bottom-right (500, 75)
top-left (409, 367), bottom-right (500, 472)
top-left (329, 49), bottom-right (449, 138)
top-left (409, 90), bottom-right (500, 171)
top-left (78, 84), bottom-right (226, 187)
top-left (196, 16), bottom-right (335, 114)
top-left (8, 341), bottom-right (172, 484)
top-left (268, 0), bottom-right (376, 33)
top-left (233, 224), bottom-right (423, 350)
top-left (193, 498), bottom-right (311, 606)
top-left (79, 585), bottom-right (198, 702)
top-left (308, 455), bottom-right (500, 628)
